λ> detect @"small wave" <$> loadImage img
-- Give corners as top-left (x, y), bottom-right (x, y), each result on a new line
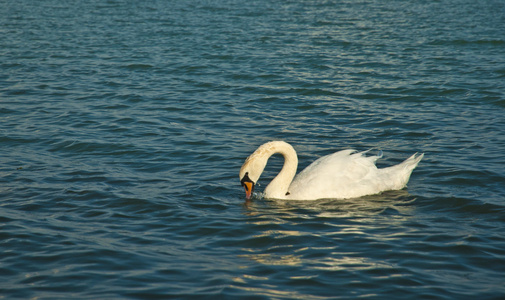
top-left (418, 195), bottom-right (505, 217)
top-left (122, 64), bottom-right (154, 70)
top-left (429, 39), bottom-right (505, 46)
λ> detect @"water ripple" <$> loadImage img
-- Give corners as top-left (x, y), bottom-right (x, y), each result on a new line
top-left (1, 0), bottom-right (505, 299)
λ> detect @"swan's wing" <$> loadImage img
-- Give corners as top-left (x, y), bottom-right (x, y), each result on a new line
top-left (288, 149), bottom-right (382, 199)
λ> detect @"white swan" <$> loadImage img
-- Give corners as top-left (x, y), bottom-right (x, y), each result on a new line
top-left (239, 141), bottom-right (423, 200)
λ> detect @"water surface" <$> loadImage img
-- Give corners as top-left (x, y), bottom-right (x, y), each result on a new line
top-left (1, 0), bottom-right (505, 299)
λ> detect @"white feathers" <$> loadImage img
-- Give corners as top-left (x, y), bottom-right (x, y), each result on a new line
top-left (239, 141), bottom-right (423, 201)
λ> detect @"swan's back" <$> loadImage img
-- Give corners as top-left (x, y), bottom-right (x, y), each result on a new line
top-left (286, 150), bottom-right (423, 200)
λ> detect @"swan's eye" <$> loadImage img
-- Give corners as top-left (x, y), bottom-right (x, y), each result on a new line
top-left (240, 172), bottom-right (254, 192)
top-left (241, 172), bottom-right (252, 184)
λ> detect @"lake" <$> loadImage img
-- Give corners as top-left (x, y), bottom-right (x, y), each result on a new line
top-left (1, 0), bottom-right (505, 299)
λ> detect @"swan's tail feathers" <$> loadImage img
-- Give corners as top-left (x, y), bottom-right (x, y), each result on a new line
top-left (383, 152), bottom-right (424, 190)
top-left (399, 152), bottom-right (424, 187)
top-left (402, 152), bottom-right (424, 171)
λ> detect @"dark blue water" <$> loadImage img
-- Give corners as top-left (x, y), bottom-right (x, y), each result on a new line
top-left (2, 0), bottom-right (505, 299)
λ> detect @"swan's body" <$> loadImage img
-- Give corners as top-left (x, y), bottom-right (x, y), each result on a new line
top-left (239, 141), bottom-right (423, 201)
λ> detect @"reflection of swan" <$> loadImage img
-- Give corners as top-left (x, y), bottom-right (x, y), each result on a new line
top-left (240, 141), bottom-right (423, 201)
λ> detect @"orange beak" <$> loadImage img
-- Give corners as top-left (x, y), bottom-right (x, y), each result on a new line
top-left (240, 172), bottom-right (255, 200)
top-left (243, 181), bottom-right (254, 200)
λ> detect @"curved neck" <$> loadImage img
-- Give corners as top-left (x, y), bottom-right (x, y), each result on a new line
top-left (263, 142), bottom-right (298, 199)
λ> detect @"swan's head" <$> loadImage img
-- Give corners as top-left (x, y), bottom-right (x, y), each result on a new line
top-left (240, 171), bottom-right (255, 200)
top-left (239, 159), bottom-right (264, 200)
top-left (239, 145), bottom-right (272, 199)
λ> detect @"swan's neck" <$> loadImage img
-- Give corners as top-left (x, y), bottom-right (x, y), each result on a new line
top-left (263, 142), bottom-right (298, 199)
